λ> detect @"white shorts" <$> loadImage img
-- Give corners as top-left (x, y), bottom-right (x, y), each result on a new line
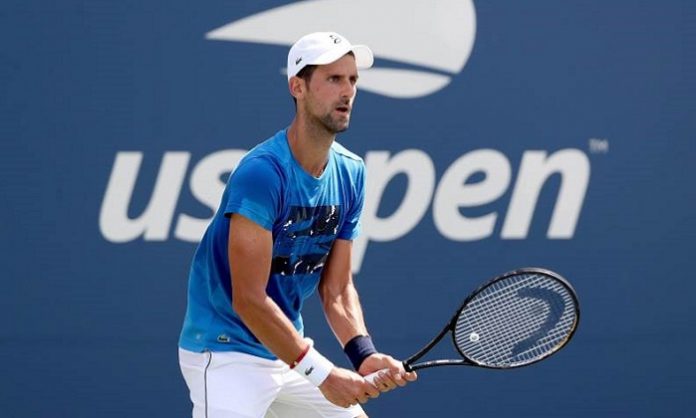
top-left (179, 348), bottom-right (365, 418)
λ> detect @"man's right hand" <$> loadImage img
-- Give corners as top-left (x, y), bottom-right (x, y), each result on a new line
top-left (319, 367), bottom-right (380, 408)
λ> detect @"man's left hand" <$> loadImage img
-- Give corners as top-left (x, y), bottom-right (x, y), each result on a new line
top-left (357, 353), bottom-right (418, 392)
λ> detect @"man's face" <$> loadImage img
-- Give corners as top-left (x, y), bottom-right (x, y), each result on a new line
top-left (302, 54), bottom-right (359, 134)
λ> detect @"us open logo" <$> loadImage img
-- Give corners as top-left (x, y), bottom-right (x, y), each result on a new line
top-left (205, 0), bottom-right (477, 98)
top-left (98, 0), bottom-right (594, 274)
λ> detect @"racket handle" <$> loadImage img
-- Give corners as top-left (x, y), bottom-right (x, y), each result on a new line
top-left (363, 369), bottom-right (387, 386)
top-left (363, 362), bottom-right (412, 386)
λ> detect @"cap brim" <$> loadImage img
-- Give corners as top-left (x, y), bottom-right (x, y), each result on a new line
top-left (310, 44), bottom-right (374, 70)
top-left (351, 45), bottom-right (374, 69)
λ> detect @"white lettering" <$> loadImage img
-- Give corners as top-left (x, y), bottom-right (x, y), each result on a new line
top-left (502, 149), bottom-right (590, 238)
top-left (353, 150), bottom-right (435, 271)
top-left (99, 147), bottom-right (592, 274)
top-left (99, 152), bottom-right (190, 242)
top-left (433, 149), bottom-right (511, 241)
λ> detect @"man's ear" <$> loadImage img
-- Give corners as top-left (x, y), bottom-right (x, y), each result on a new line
top-left (288, 76), bottom-right (305, 101)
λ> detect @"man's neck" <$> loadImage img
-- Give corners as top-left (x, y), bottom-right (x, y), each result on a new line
top-left (287, 117), bottom-right (335, 178)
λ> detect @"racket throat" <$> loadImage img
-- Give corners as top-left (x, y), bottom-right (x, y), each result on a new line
top-left (404, 321), bottom-right (452, 366)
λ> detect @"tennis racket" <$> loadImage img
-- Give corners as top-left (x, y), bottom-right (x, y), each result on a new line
top-left (365, 267), bottom-right (579, 384)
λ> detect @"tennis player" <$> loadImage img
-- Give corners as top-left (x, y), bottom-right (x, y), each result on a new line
top-left (178, 31), bottom-right (416, 418)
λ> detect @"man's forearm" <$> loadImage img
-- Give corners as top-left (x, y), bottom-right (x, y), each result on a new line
top-left (321, 281), bottom-right (369, 346)
top-left (234, 292), bottom-right (307, 365)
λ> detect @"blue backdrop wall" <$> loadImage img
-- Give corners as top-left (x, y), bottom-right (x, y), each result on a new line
top-left (1, 1), bottom-right (695, 417)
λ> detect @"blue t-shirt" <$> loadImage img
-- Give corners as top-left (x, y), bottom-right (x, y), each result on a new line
top-left (179, 129), bottom-right (365, 359)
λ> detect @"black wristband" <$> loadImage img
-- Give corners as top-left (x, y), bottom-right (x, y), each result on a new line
top-left (343, 335), bottom-right (377, 370)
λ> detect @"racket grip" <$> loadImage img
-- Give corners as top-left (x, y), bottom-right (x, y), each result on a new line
top-left (363, 368), bottom-right (387, 386)
top-left (363, 362), bottom-right (412, 386)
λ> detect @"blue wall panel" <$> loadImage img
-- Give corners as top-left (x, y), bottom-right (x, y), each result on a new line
top-left (1, 1), bottom-right (694, 417)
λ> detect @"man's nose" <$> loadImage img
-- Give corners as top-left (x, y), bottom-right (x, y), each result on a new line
top-left (340, 80), bottom-right (356, 99)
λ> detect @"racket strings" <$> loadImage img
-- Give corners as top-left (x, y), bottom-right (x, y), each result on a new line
top-left (459, 285), bottom-right (556, 364)
top-left (454, 273), bottom-right (577, 367)
top-left (464, 275), bottom-right (574, 364)
top-left (472, 277), bottom-right (570, 354)
top-left (471, 277), bottom-right (574, 363)
top-left (461, 283), bottom-right (548, 362)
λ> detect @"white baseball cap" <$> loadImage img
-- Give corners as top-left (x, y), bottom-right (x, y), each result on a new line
top-left (287, 32), bottom-right (374, 80)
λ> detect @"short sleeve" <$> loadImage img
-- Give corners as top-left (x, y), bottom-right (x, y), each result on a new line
top-left (224, 156), bottom-right (281, 230)
top-left (337, 164), bottom-right (365, 240)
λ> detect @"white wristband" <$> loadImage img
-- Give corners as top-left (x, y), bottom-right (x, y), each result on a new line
top-left (293, 339), bottom-right (334, 387)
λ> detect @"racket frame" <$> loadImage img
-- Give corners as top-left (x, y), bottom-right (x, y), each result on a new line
top-left (403, 267), bottom-right (580, 371)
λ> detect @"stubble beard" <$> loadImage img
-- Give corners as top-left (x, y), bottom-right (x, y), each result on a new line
top-left (304, 93), bottom-right (351, 134)
top-left (318, 111), bottom-right (350, 134)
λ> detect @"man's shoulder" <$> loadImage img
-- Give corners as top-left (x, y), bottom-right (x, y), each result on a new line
top-left (247, 130), bottom-right (287, 156)
top-left (241, 130), bottom-right (290, 166)
top-left (227, 131), bottom-right (291, 188)
top-left (331, 140), bottom-right (363, 164)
